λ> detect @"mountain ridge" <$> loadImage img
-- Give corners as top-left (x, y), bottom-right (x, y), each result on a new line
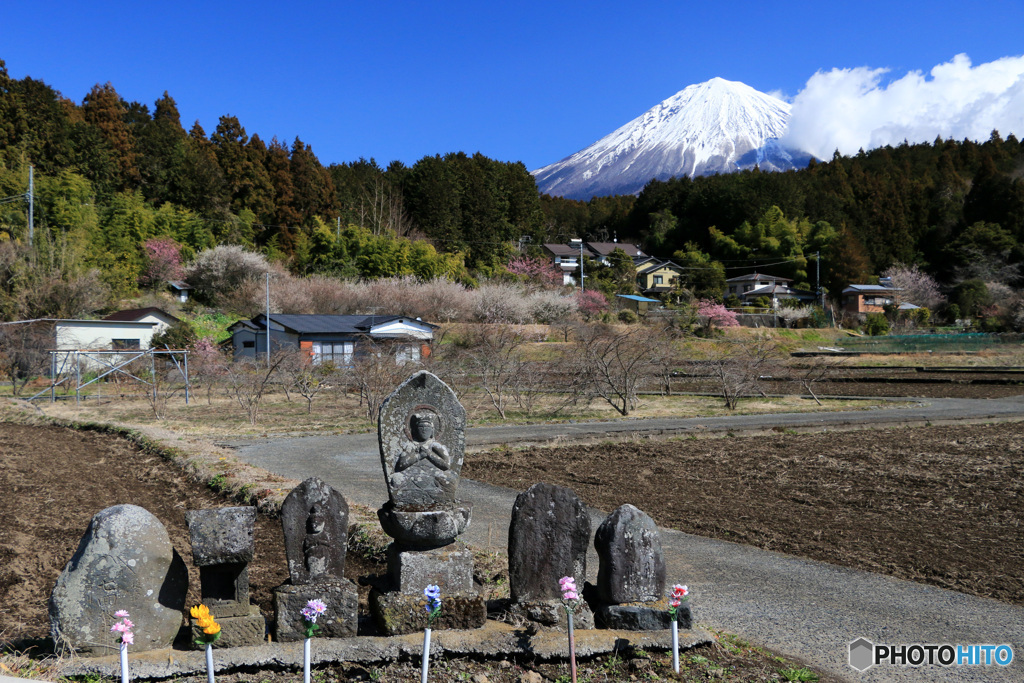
top-left (532, 77), bottom-right (813, 200)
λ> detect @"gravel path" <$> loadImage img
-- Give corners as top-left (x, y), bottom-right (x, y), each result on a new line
top-left (220, 395), bottom-right (1024, 682)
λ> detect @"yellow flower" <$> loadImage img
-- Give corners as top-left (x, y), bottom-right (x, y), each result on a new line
top-left (190, 604), bottom-right (210, 619)
top-left (202, 622), bottom-right (222, 636)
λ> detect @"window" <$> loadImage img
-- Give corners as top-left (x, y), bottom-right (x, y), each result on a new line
top-left (111, 339), bottom-right (140, 350)
top-left (312, 341), bottom-right (353, 366)
top-left (242, 341), bottom-right (255, 349)
top-left (653, 275), bottom-right (663, 285)
top-left (395, 344), bottom-right (422, 365)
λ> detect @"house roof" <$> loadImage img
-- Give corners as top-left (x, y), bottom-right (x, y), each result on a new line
top-left (168, 280), bottom-right (192, 291)
top-left (636, 259), bottom-right (682, 275)
top-left (587, 242), bottom-right (644, 258)
top-left (542, 243), bottom-right (582, 258)
top-left (725, 272), bottom-right (792, 283)
top-left (842, 284), bottom-right (900, 295)
top-left (616, 294), bottom-right (660, 303)
top-left (103, 307), bottom-right (180, 323)
top-left (249, 314), bottom-right (437, 335)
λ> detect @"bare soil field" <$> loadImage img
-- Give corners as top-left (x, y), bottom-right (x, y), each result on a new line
top-left (465, 421), bottom-right (1024, 607)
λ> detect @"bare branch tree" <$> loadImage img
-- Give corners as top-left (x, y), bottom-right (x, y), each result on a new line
top-left (349, 340), bottom-right (411, 423)
top-left (0, 321), bottom-right (53, 397)
top-left (792, 355), bottom-right (844, 406)
top-left (462, 324), bottom-right (527, 419)
top-left (276, 347), bottom-right (334, 414)
top-left (569, 324), bottom-right (655, 416)
top-left (225, 355), bottom-right (286, 425)
top-left (702, 334), bottom-right (783, 410)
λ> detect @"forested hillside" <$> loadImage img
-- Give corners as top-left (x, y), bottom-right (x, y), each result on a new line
top-left (1, 58), bottom-right (1022, 323)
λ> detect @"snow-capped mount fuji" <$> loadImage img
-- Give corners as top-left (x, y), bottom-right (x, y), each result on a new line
top-left (532, 77), bottom-right (813, 200)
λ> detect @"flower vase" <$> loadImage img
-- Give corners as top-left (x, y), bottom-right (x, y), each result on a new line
top-left (205, 643), bottom-right (214, 683)
top-left (671, 619), bottom-right (679, 673)
top-left (567, 612), bottom-right (577, 683)
top-left (421, 626), bottom-right (432, 683)
top-left (119, 642), bottom-right (129, 683)
top-left (303, 637), bottom-right (311, 683)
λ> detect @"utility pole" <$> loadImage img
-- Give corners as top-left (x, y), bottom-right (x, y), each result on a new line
top-left (570, 239), bottom-right (584, 293)
top-left (816, 251), bottom-right (823, 309)
top-left (27, 166), bottom-right (34, 244)
top-left (265, 272), bottom-right (271, 368)
top-left (336, 216), bottom-right (341, 238)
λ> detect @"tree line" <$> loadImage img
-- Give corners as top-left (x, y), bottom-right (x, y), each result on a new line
top-left (2, 59), bottom-right (1022, 317)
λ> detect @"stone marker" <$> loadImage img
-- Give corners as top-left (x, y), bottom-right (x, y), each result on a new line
top-left (274, 478), bottom-right (358, 641)
top-left (370, 371), bottom-right (485, 635)
top-left (507, 482), bottom-right (594, 628)
top-left (281, 477), bottom-right (349, 584)
top-left (185, 506), bottom-right (265, 648)
top-left (49, 504), bottom-right (188, 656)
top-left (591, 504), bottom-right (689, 630)
top-left (594, 504), bottom-right (665, 603)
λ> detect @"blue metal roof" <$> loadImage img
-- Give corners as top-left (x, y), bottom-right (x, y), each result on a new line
top-left (615, 294), bottom-right (660, 303)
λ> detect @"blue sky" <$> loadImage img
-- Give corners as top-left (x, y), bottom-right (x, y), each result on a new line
top-left (3, 0), bottom-right (1024, 170)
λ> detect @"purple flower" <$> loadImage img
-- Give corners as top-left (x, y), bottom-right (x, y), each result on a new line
top-left (424, 585), bottom-right (442, 624)
top-left (301, 599), bottom-right (327, 623)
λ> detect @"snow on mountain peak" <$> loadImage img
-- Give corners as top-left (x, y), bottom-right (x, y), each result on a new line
top-left (532, 78), bottom-right (810, 200)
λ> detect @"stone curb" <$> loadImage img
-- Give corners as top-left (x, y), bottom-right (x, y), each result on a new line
top-left (58, 623), bottom-right (714, 679)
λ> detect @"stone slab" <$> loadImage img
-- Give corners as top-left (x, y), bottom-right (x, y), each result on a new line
top-left (386, 542), bottom-right (475, 595)
top-left (369, 589), bottom-right (486, 636)
top-left (592, 599), bottom-right (692, 631)
top-left (185, 507), bottom-right (256, 566)
top-left (58, 622), bottom-right (715, 680)
top-left (274, 580), bottom-right (358, 642)
top-left (189, 604), bottom-right (265, 649)
top-left (505, 600), bottom-right (595, 630)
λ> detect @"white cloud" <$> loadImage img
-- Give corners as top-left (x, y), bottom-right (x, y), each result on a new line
top-left (782, 54), bottom-right (1024, 159)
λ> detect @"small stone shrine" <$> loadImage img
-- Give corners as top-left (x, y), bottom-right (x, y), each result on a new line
top-left (274, 477), bottom-right (358, 640)
top-left (49, 504), bottom-right (188, 656)
top-left (591, 504), bottom-right (687, 629)
top-left (507, 482), bottom-right (594, 628)
top-left (185, 506), bottom-right (265, 648)
top-left (369, 371), bottom-right (486, 635)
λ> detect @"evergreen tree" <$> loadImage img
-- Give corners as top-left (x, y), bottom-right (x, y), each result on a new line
top-left (82, 83), bottom-right (139, 188)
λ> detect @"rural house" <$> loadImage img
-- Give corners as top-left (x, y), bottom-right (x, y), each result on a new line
top-left (841, 282), bottom-right (901, 315)
top-left (634, 258), bottom-right (683, 296)
top-left (542, 241), bottom-right (646, 286)
top-left (724, 272), bottom-right (815, 308)
top-left (102, 307), bottom-right (179, 336)
top-left (228, 314), bottom-right (437, 365)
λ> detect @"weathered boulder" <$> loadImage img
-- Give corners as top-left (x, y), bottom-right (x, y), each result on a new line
top-left (508, 483), bottom-right (590, 603)
top-left (49, 504), bottom-right (187, 656)
top-left (594, 504), bottom-right (666, 604)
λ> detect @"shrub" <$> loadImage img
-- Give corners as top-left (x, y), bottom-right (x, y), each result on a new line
top-left (864, 312), bottom-right (890, 336)
top-left (151, 319), bottom-right (198, 349)
top-left (575, 290), bottom-right (609, 320)
top-left (472, 283), bottom-right (533, 323)
top-left (186, 246), bottom-right (275, 306)
top-left (617, 309), bottom-right (638, 324)
top-left (528, 290), bottom-right (577, 324)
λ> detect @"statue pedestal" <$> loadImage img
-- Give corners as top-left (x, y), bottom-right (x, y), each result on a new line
top-left (369, 542), bottom-right (485, 635)
top-left (377, 502), bottom-right (471, 547)
top-left (273, 579), bottom-right (359, 641)
top-left (592, 598), bottom-right (691, 630)
top-left (189, 604), bottom-right (265, 648)
top-left (506, 599), bottom-right (595, 630)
